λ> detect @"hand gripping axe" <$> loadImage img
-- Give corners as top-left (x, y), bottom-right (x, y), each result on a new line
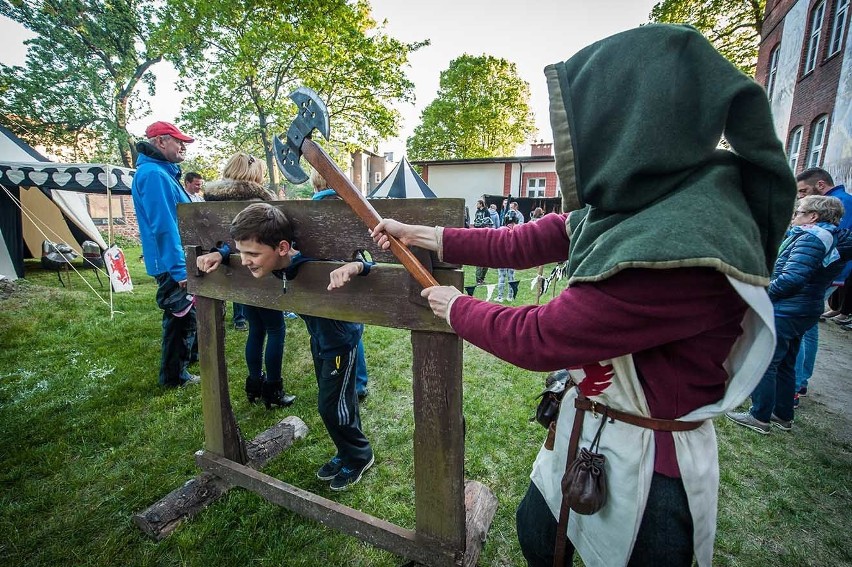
top-left (274, 87), bottom-right (439, 288)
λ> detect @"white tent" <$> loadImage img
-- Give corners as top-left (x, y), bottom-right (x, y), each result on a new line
top-left (367, 157), bottom-right (436, 199)
top-left (0, 125), bottom-right (132, 279)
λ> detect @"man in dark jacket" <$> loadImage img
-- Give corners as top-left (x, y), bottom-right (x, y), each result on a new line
top-left (727, 195), bottom-right (847, 433)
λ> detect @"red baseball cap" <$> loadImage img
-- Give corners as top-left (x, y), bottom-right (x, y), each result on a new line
top-left (145, 121), bottom-right (194, 143)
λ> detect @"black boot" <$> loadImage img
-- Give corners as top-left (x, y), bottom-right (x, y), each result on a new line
top-left (245, 374), bottom-right (264, 404)
top-left (262, 380), bottom-right (296, 409)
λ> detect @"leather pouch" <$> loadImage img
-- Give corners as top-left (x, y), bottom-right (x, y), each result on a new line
top-left (562, 409), bottom-right (609, 515)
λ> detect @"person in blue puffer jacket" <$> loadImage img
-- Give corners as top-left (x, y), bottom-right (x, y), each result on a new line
top-left (727, 195), bottom-right (847, 434)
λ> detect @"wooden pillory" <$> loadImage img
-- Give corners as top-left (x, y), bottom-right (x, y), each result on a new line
top-left (134, 198), bottom-right (498, 566)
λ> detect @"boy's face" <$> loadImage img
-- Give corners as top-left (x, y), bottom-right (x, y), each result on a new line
top-left (235, 239), bottom-right (291, 278)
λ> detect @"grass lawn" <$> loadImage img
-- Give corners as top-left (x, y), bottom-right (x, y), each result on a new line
top-left (1, 248), bottom-right (850, 566)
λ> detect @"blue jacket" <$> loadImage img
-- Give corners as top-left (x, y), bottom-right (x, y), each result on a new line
top-left (826, 185), bottom-right (852, 283)
top-left (770, 222), bottom-right (845, 318)
top-left (132, 144), bottom-right (191, 281)
top-left (278, 253), bottom-right (365, 359)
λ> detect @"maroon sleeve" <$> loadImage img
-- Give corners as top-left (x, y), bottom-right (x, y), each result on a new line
top-left (443, 213), bottom-right (570, 269)
top-left (448, 268), bottom-right (745, 372)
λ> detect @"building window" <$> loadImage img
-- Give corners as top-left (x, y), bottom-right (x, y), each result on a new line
top-left (374, 171), bottom-right (381, 184)
top-left (527, 177), bottom-right (545, 198)
top-left (804, 1), bottom-right (826, 74)
top-left (788, 127), bottom-right (803, 172)
top-left (766, 45), bottom-right (780, 100)
top-left (87, 194), bottom-right (126, 225)
top-left (830, 0), bottom-right (849, 56)
top-left (807, 115), bottom-right (828, 168)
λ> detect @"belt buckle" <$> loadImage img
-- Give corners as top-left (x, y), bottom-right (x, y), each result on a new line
top-left (590, 400), bottom-right (599, 419)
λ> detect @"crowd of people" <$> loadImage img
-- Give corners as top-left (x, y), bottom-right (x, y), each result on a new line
top-left (129, 23), bottom-right (851, 567)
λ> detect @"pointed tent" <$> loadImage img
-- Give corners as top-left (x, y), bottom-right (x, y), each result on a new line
top-left (0, 125), bottom-right (133, 279)
top-left (368, 157), bottom-right (436, 199)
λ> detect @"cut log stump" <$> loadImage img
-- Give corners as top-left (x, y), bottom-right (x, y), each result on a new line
top-left (402, 480), bottom-right (498, 567)
top-left (132, 416), bottom-right (308, 541)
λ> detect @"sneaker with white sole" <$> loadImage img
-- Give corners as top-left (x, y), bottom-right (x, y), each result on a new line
top-left (316, 456), bottom-right (343, 481)
top-left (329, 455), bottom-right (374, 491)
top-left (725, 411), bottom-right (770, 434)
top-left (770, 414), bottom-right (793, 431)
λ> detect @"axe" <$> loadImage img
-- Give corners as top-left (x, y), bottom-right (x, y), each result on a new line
top-left (274, 87), bottom-right (439, 289)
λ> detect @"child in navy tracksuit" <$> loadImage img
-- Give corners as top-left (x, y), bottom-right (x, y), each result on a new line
top-left (196, 202), bottom-right (374, 491)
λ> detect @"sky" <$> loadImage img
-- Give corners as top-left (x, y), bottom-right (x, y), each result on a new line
top-left (0, 0), bottom-right (660, 161)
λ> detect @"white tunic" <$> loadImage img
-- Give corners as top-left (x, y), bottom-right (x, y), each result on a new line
top-left (529, 277), bottom-right (776, 566)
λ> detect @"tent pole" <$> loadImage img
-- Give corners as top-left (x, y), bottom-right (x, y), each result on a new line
top-left (107, 165), bottom-right (115, 320)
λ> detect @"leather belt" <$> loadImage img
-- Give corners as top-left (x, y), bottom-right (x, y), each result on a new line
top-left (574, 398), bottom-right (703, 432)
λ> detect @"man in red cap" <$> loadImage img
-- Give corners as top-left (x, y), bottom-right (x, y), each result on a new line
top-left (132, 120), bottom-right (200, 387)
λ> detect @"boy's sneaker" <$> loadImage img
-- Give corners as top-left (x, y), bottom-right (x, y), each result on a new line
top-left (770, 414), bottom-right (793, 431)
top-left (329, 455), bottom-right (374, 491)
top-left (725, 411), bottom-right (770, 435)
top-left (797, 387), bottom-right (808, 397)
top-left (793, 394), bottom-right (800, 409)
top-left (316, 456), bottom-right (343, 481)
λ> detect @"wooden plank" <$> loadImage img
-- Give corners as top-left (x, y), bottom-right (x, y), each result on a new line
top-left (196, 451), bottom-right (461, 567)
top-left (178, 198), bottom-right (464, 268)
top-left (412, 331), bottom-right (466, 550)
top-left (196, 295), bottom-right (247, 463)
top-left (133, 417), bottom-right (308, 540)
top-left (186, 249), bottom-right (463, 333)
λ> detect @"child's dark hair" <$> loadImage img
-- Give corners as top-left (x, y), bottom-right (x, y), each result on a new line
top-left (230, 203), bottom-right (294, 247)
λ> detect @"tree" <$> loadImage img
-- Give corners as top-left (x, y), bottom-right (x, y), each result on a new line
top-left (0, 0), bottom-right (182, 166)
top-left (163, 0), bottom-right (423, 194)
top-left (406, 54), bottom-right (536, 161)
top-left (649, 0), bottom-right (765, 75)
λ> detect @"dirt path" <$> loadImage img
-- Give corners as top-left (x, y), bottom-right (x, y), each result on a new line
top-left (800, 319), bottom-right (852, 444)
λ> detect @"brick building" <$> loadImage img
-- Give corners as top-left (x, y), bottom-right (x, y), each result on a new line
top-left (757, 0), bottom-right (852, 182)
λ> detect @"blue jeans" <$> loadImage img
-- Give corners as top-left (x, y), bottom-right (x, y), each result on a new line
top-left (750, 315), bottom-right (816, 422)
top-left (355, 340), bottom-right (368, 395)
top-left (244, 306), bottom-right (285, 385)
top-left (794, 324), bottom-right (818, 391)
top-left (233, 302), bottom-right (247, 325)
top-left (497, 268), bottom-right (515, 300)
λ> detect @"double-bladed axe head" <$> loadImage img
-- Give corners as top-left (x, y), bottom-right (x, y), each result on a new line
top-left (274, 87), bottom-right (331, 184)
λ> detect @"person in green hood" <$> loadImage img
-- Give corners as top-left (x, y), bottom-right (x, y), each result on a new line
top-left (370, 24), bottom-right (795, 566)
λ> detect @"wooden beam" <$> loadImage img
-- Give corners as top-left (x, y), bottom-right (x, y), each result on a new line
top-left (133, 416), bottom-right (308, 540)
top-left (196, 295), bottom-right (246, 463)
top-left (412, 331), bottom-right (466, 550)
top-left (178, 198), bottom-right (464, 267)
top-left (186, 250), bottom-right (462, 333)
top-left (196, 451), bottom-right (461, 567)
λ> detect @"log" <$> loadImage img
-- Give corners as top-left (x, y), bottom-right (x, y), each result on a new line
top-left (462, 480), bottom-right (499, 567)
top-left (402, 480), bottom-right (498, 567)
top-left (132, 416), bottom-right (308, 541)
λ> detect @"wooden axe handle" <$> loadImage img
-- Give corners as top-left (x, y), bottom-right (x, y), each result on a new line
top-left (301, 138), bottom-right (440, 288)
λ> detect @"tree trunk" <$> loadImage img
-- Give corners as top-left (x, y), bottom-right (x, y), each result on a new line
top-left (115, 94), bottom-right (134, 167)
top-left (258, 114), bottom-right (281, 197)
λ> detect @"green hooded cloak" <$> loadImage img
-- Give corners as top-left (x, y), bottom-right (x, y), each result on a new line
top-left (545, 24), bottom-right (796, 287)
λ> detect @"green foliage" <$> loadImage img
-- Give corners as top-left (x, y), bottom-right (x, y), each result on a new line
top-left (406, 54), bottom-right (537, 161)
top-left (0, 0), bottom-right (182, 167)
top-left (163, 0), bottom-right (424, 193)
top-left (649, 0), bottom-right (765, 75)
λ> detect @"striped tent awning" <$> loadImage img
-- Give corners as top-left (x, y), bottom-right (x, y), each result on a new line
top-left (368, 157), bottom-right (436, 199)
top-left (0, 161), bottom-right (134, 195)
